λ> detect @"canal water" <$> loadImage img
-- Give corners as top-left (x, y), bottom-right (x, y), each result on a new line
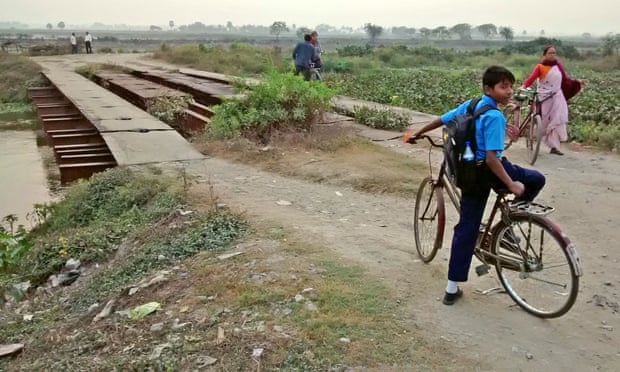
top-left (0, 111), bottom-right (51, 227)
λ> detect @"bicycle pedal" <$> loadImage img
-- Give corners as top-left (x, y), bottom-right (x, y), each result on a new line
top-left (475, 264), bottom-right (490, 277)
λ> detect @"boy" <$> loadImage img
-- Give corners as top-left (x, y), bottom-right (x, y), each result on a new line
top-left (292, 34), bottom-right (318, 81)
top-left (408, 66), bottom-right (546, 305)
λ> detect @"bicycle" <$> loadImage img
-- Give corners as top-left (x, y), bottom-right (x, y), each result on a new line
top-left (409, 134), bottom-right (582, 318)
top-left (503, 88), bottom-right (549, 165)
top-left (309, 62), bottom-right (322, 81)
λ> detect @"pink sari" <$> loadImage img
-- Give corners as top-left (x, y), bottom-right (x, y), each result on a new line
top-left (538, 65), bottom-right (568, 149)
top-left (523, 61), bottom-right (580, 150)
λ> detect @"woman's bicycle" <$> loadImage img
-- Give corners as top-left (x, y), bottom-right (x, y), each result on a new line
top-left (503, 88), bottom-right (547, 165)
top-left (409, 134), bottom-right (582, 318)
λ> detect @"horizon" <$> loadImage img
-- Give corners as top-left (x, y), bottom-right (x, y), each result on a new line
top-left (0, 0), bottom-right (617, 36)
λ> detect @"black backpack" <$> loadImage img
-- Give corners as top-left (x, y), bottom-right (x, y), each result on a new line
top-left (443, 98), bottom-right (497, 192)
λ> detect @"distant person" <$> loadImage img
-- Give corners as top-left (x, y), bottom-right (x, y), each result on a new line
top-left (292, 34), bottom-right (317, 81)
top-left (309, 31), bottom-right (322, 69)
top-left (84, 31), bottom-right (93, 54)
top-left (520, 45), bottom-right (586, 156)
top-left (70, 32), bottom-right (77, 54)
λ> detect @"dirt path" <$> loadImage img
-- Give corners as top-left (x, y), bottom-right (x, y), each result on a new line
top-left (34, 54), bottom-right (620, 370)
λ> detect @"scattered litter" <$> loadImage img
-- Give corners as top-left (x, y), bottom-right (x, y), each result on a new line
top-left (171, 318), bottom-right (191, 330)
top-left (216, 327), bottom-right (225, 345)
top-left (276, 200), bottom-right (292, 206)
top-left (149, 343), bottom-right (172, 360)
top-left (178, 209), bottom-right (193, 216)
top-left (129, 302), bottom-right (161, 319)
top-left (252, 348), bottom-right (264, 360)
top-left (65, 258), bottom-right (81, 270)
top-left (92, 300), bottom-right (115, 323)
top-left (0, 344), bottom-right (24, 358)
top-left (196, 356), bottom-right (218, 367)
top-left (339, 337), bottom-right (351, 343)
top-left (335, 191), bottom-right (343, 197)
top-left (150, 323), bottom-right (164, 332)
top-left (217, 252), bottom-right (243, 261)
top-left (22, 314), bottom-right (33, 322)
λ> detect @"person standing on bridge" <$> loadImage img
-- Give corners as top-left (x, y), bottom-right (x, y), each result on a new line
top-left (70, 32), bottom-right (77, 54)
top-left (84, 32), bottom-right (93, 54)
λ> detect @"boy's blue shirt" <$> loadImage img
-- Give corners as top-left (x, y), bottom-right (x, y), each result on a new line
top-left (439, 94), bottom-right (505, 161)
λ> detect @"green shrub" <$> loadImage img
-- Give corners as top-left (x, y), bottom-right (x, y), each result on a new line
top-left (0, 54), bottom-right (44, 103)
top-left (501, 37), bottom-right (581, 59)
top-left (337, 44), bottom-right (374, 57)
top-left (0, 222), bottom-right (32, 274)
top-left (209, 71), bottom-right (335, 142)
top-left (97, 47), bottom-right (114, 54)
top-left (353, 106), bottom-right (409, 131)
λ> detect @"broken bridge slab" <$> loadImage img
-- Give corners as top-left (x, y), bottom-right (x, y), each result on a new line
top-left (37, 61), bottom-right (204, 166)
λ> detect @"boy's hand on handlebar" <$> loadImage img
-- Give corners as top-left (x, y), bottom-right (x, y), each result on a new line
top-left (509, 181), bottom-right (525, 197)
top-left (403, 130), bottom-right (420, 144)
top-left (506, 125), bottom-right (520, 141)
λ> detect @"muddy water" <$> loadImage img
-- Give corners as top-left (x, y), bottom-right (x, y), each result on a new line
top-left (0, 124), bottom-right (51, 226)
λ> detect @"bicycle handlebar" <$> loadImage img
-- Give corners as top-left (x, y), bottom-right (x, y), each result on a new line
top-left (404, 133), bottom-right (443, 148)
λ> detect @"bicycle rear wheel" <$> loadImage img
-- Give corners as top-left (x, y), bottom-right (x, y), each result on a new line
top-left (527, 114), bottom-right (543, 165)
top-left (491, 214), bottom-right (579, 318)
top-left (413, 177), bottom-right (445, 263)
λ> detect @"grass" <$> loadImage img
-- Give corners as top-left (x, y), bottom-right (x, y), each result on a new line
top-left (153, 43), bottom-right (290, 76)
top-left (198, 124), bottom-right (425, 196)
top-left (0, 54), bottom-right (45, 103)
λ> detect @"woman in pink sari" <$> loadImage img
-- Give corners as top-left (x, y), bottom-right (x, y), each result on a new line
top-left (521, 46), bottom-right (586, 155)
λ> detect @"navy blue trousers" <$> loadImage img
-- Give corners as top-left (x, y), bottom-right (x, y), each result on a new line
top-left (448, 158), bottom-right (546, 282)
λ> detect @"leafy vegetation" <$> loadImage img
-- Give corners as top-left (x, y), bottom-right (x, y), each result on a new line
top-left (146, 95), bottom-right (192, 125)
top-left (353, 106), bottom-right (409, 131)
top-left (209, 71), bottom-right (335, 142)
top-left (153, 43), bottom-right (289, 76)
top-left (154, 40), bottom-right (620, 150)
top-left (0, 168), bottom-right (185, 287)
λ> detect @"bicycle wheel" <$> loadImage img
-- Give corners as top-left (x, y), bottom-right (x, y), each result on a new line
top-left (527, 114), bottom-right (543, 165)
top-left (491, 214), bottom-right (579, 318)
top-left (503, 109), bottom-right (516, 150)
top-left (413, 176), bottom-right (445, 263)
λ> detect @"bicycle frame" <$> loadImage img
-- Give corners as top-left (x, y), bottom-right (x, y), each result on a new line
top-left (415, 135), bottom-right (513, 256)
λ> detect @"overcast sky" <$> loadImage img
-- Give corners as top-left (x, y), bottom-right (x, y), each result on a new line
top-left (1, 0), bottom-right (616, 35)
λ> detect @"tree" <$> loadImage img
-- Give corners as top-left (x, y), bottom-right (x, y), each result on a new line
top-left (296, 26), bottom-right (311, 39)
top-left (269, 21), bottom-right (289, 40)
top-left (149, 25), bottom-right (162, 31)
top-left (226, 21), bottom-right (233, 31)
top-left (169, 20), bottom-right (174, 29)
top-left (602, 33), bottom-right (620, 56)
top-left (392, 26), bottom-right (416, 37)
top-left (450, 23), bottom-right (472, 40)
top-left (419, 27), bottom-right (432, 40)
top-left (57, 21), bottom-right (65, 29)
top-left (582, 32), bottom-right (592, 39)
top-left (186, 22), bottom-right (208, 32)
top-left (499, 26), bottom-right (514, 41)
top-left (46, 23), bottom-right (53, 30)
top-left (540, 29), bottom-right (545, 36)
top-left (476, 23), bottom-right (497, 39)
top-left (522, 30), bottom-right (527, 35)
top-left (432, 26), bottom-right (449, 40)
top-left (363, 23), bottom-right (383, 43)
